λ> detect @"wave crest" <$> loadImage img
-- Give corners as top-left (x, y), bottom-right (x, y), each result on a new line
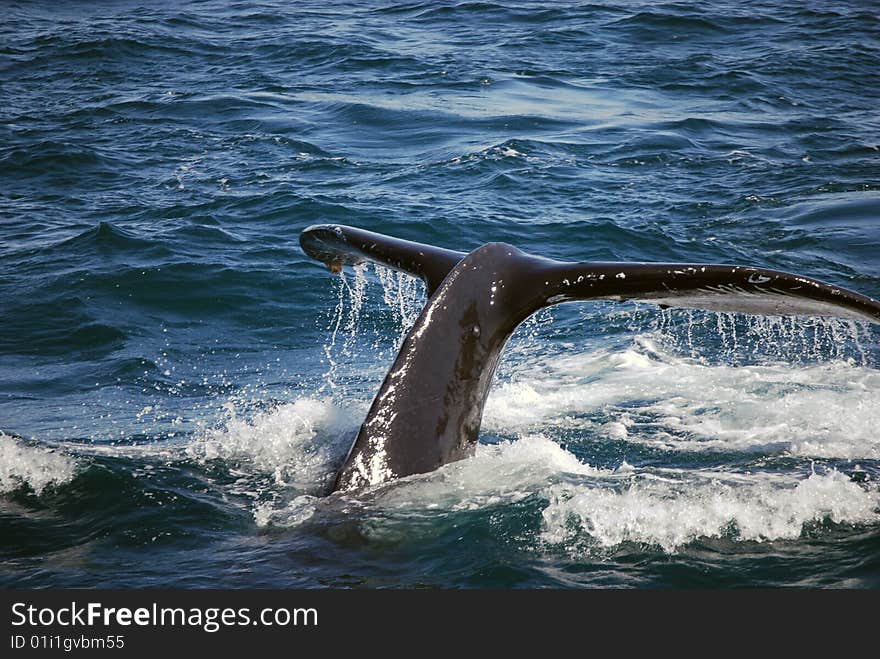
top-left (0, 433), bottom-right (78, 495)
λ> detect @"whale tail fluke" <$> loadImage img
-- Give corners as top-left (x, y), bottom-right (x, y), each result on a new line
top-left (301, 224), bottom-right (880, 325)
top-left (300, 224), bottom-right (464, 296)
top-left (537, 261), bottom-right (880, 324)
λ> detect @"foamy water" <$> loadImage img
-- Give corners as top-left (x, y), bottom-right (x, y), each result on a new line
top-left (192, 340), bottom-right (878, 553)
top-left (540, 468), bottom-right (879, 553)
top-left (485, 336), bottom-right (880, 459)
top-left (0, 432), bottom-right (78, 495)
top-left (186, 398), bottom-right (360, 493)
top-left (239, 404), bottom-right (879, 551)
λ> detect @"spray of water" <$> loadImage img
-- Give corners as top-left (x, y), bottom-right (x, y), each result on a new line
top-left (319, 263), bottom-right (426, 396)
top-left (319, 268), bottom-right (877, 397)
top-left (373, 264), bottom-right (425, 347)
top-left (652, 307), bottom-right (875, 366)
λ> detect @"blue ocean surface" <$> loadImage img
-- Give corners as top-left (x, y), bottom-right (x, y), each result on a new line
top-left (1, 0), bottom-right (879, 587)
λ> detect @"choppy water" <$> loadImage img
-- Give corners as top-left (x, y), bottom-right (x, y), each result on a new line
top-left (2, 0), bottom-right (879, 588)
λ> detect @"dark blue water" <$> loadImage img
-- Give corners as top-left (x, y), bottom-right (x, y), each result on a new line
top-left (2, 0), bottom-right (879, 588)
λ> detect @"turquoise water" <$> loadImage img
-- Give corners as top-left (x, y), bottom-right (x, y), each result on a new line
top-left (2, 0), bottom-right (879, 587)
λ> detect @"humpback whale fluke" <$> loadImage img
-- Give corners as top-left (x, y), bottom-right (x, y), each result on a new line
top-left (300, 224), bottom-right (880, 493)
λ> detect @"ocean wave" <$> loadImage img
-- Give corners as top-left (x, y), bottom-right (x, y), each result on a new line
top-left (52, 221), bottom-right (164, 253)
top-left (607, 11), bottom-right (731, 37)
top-left (0, 433), bottom-right (79, 495)
top-left (0, 298), bottom-right (126, 358)
top-left (186, 397), bottom-right (358, 494)
top-left (0, 140), bottom-right (124, 179)
top-left (540, 469), bottom-right (879, 553)
top-left (265, 432), bottom-right (880, 554)
top-left (485, 335), bottom-right (880, 459)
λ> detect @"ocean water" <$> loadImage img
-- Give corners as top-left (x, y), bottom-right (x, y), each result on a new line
top-left (2, 0), bottom-right (879, 588)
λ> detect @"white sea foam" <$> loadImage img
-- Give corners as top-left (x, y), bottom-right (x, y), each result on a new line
top-left (0, 432), bottom-right (78, 495)
top-left (346, 328), bottom-right (879, 550)
top-left (253, 434), bottom-right (601, 528)
top-left (540, 469), bottom-right (880, 553)
top-left (374, 434), bottom-right (602, 511)
top-left (240, 317), bottom-right (880, 551)
top-left (341, 435), bottom-right (880, 552)
top-left (485, 336), bottom-right (880, 458)
top-left (228, 387), bottom-right (879, 552)
top-left (186, 398), bottom-right (359, 494)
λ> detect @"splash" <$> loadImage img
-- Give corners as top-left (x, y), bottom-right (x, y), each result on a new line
top-left (484, 336), bottom-right (880, 458)
top-left (373, 263), bottom-right (425, 348)
top-left (291, 432), bottom-right (880, 554)
top-left (374, 434), bottom-right (600, 511)
top-left (186, 398), bottom-right (359, 494)
top-left (653, 308), bottom-right (876, 366)
top-left (320, 263), bottom-right (369, 392)
top-left (0, 432), bottom-right (78, 495)
top-left (341, 263), bottom-right (370, 383)
top-left (297, 263), bottom-right (880, 554)
top-left (319, 262), bottom-right (426, 393)
top-left (503, 307), bottom-right (556, 362)
top-left (540, 469), bottom-right (880, 553)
